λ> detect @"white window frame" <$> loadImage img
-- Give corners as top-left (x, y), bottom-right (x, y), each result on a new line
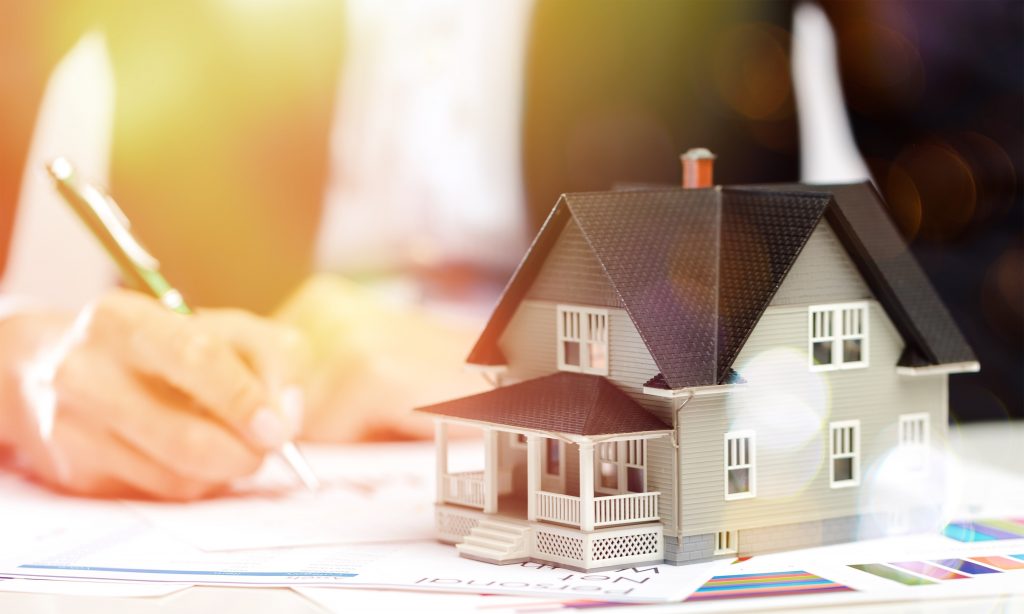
top-left (713, 530), bottom-right (738, 555)
top-left (809, 302), bottom-right (869, 371)
top-left (829, 420), bottom-right (861, 488)
top-left (556, 305), bottom-right (610, 375)
top-left (898, 413), bottom-right (930, 474)
top-left (724, 430), bottom-right (756, 500)
top-left (594, 440), bottom-right (647, 495)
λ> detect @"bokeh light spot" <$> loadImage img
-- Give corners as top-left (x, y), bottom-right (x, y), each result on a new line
top-left (890, 141), bottom-right (977, 242)
top-left (838, 20), bottom-right (925, 115)
top-left (728, 347), bottom-right (830, 499)
top-left (713, 23), bottom-right (793, 121)
top-left (883, 164), bottom-right (922, 240)
top-left (857, 433), bottom-right (956, 539)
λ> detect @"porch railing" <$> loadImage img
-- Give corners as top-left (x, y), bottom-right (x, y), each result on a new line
top-left (536, 491), bottom-right (581, 526)
top-left (594, 492), bottom-right (660, 527)
top-left (535, 491), bottom-right (660, 528)
top-left (443, 471), bottom-right (485, 508)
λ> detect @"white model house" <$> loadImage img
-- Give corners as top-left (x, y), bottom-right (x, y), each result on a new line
top-left (417, 153), bottom-right (978, 571)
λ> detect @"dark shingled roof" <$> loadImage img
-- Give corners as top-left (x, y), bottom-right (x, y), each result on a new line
top-left (467, 182), bottom-right (975, 388)
top-left (717, 188), bottom-right (829, 379)
top-left (568, 189), bottom-right (722, 388)
top-left (415, 372), bottom-right (671, 436)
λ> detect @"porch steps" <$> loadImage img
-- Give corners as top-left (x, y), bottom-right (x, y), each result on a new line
top-left (456, 518), bottom-right (531, 565)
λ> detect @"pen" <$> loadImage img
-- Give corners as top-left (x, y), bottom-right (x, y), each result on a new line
top-left (45, 157), bottom-right (320, 492)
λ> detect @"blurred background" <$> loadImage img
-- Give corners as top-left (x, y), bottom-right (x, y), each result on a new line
top-left (0, 0), bottom-right (1020, 422)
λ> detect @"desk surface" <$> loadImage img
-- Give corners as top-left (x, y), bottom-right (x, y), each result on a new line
top-left (1, 421), bottom-right (1021, 613)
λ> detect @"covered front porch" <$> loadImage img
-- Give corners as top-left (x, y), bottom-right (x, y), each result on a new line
top-left (417, 372), bottom-right (673, 570)
top-left (436, 422), bottom-right (663, 531)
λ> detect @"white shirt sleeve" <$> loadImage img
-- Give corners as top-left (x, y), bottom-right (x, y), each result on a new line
top-left (315, 0), bottom-right (533, 274)
top-left (0, 32), bottom-right (116, 310)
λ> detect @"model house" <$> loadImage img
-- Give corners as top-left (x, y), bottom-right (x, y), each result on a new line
top-left (416, 149), bottom-right (978, 571)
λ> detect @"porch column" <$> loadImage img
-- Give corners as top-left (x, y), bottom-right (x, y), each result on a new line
top-left (483, 428), bottom-right (499, 513)
top-left (527, 435), bottom-right (541, 521)
top-left (579, 441), bottom-right (595, 531)
top-left (434, 420), bottom-right (447, 505)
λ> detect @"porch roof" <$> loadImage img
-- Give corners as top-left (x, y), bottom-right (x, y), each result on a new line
top-left (415, 372), bottom-right (671, 436)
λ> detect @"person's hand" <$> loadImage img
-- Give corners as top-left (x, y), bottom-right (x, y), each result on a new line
top-left (0, 289), bottom-right (309, 500)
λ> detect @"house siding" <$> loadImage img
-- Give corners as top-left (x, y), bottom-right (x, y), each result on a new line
top-left (502, 300), bottom-right (557, 383)
top-left (770, 221), bottom-right (871, 305)
top-left (674, 221), bottom-right (948, 545)
top-left (526, 218), bottom-right (622, 308)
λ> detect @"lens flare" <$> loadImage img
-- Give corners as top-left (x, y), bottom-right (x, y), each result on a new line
top-left (728, 347), bottom-right (831, 498)
top-left (854, 422), bottom-right (957, 540)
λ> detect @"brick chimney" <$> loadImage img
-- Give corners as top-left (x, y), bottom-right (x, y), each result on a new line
top-left (680, 148), bottom-right (716, 188)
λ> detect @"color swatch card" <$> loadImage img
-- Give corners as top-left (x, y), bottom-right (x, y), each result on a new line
top-left (673, 528), bottom-right (1024, 612)
top-left (686, 570), bottom-right (852, 601)
top-left (943, 518), bottom-right (1024, 542)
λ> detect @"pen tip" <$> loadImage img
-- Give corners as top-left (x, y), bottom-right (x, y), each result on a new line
top-left (280, 441), bottom-right (321, 492)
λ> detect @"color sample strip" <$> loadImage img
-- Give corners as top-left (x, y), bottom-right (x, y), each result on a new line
top-left (731, 556), bottom-right (752, 565)
top-left (969, 556), bottom-right (1024, 571)
top-left (943, 519), bottom-right (1024, 542)
top-left (984, 519), bottom-right (1024, 537)
top-left (943, 523), bottom-right (995, 542)
top-left (890, 561), bottom-right (968, 580)
top-left (686, 570), bottom-right (852, 602)
top-left (1013, 555), bottom-right (1024, 562)
top-left (962, 522), bottom-right (1023, 540)
top-left (930, 559), bottom-right (1000, 575)
top-left (849, 564), bottom-right (935, 586)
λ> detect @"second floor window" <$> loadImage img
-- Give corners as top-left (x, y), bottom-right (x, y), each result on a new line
top-left (809, 302), bottom-right (869, 371)
top-left (557, 305), bottom-right (609, 375)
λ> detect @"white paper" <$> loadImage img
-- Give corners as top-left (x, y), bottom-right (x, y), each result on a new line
top-left (0, 471), bottom-right (139, 563)
top-left (1, 523), bottom-right (727, 602)
top-left (0, 577), bottom-right (190, 598)
top-left (0, 425), bottom-right (1020, 608)
top-left (127, 442), bottom-right (443, 551)
top-left (8, 524), bottom-right (1023, 609)
top-left (293, 587), bottom-right (564, 613)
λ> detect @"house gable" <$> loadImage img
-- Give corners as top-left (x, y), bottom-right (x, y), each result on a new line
top-left (525, 217), bottom-right (622, 308)
top-left (770, 220), bottom-right (872, 307)
top-left (774, 182), bottom-right (976, 367)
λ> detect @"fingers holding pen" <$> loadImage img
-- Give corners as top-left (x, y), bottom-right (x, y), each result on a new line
top-left (191, 308), bottom-right (312, 432)
top-left (8, 290), bottom-right (313, 501)
top-left (31, 410), bottom-right (224, 502)
top-left (55, 349), bottom-right (264, 484)
top-left (87, 290), bottom-right (293, 451)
